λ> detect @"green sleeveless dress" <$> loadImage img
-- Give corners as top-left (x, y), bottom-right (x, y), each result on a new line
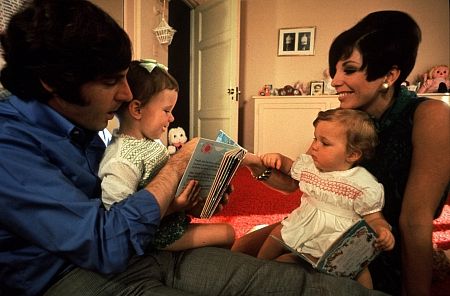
top-left (361, 88), bottom-right (449, 294)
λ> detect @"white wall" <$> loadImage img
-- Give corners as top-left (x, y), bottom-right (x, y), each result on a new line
top-left (239, 0), bottom-right (449, 150)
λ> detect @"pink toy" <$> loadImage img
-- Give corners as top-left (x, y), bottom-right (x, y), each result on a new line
top-left (417, 65), bottom-right (450, 93)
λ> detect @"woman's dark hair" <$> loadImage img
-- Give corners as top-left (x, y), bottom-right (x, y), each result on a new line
top-left (116, 60), bottom-right (179, 120)
top-left (328, 11), bottom-right (421, 96)
top-left (0, 0), bottom-right (132, 104)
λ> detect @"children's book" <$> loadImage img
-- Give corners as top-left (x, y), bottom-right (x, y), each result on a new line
top-left (271, 219), bottom-right (381, 279)
top-left (175, 130), bottom-right (246, 218)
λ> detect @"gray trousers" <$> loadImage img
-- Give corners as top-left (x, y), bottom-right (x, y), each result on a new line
top-left (44, 247), bottom-right (389, 296)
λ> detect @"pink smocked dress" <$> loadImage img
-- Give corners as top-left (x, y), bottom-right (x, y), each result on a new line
top-left (280, 154), bottom-right (384, 258)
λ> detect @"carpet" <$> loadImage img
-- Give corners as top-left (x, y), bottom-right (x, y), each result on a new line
top-left (193, 166), bottom-right (300, 238)
top-left (192, 166), bottom-right (450, 293)
top-left (194, 167), bottom-right (450, 245)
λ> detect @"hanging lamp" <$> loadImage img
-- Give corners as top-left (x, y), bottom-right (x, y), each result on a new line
top-left (153, 0), bottom-right (176, 45)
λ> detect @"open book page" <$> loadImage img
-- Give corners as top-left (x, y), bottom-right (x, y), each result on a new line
top-left (271, 219), bottom-right (380, 279)
top-left (176, 131), bottom-right (247, 218)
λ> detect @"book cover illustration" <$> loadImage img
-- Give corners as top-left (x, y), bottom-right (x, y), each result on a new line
top-left (271, 219), bottom-right (380, 279)
top-left (176, 131), bottom-right (246, 218)
top-left (216, 130), bottom-right (239, 147)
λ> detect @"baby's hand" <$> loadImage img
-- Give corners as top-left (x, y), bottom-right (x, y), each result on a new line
top-left (170, 180), bottom-right (200, 213)
top-left (260, 153), bottom-right (283, 170)
top-left (374, 227), bottom-right (395, 251)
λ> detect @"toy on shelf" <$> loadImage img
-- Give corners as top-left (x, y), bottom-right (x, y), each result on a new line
top-left (277, 85), bottom-right (298, 96)
top-left (293, 81), bottom-right (307, 95)
top-left (258, 84), bottom-right (272, 96)
top-left (323, 68), bottom-right (336, 95)
top-left (272, 83), bottom-right (306, 96)
top-left (258, 81), bottom-right (308, 96)
top-left (417, 65), bottom-right (450, 94)
top-left (167, 127), bottom-right (187, 155)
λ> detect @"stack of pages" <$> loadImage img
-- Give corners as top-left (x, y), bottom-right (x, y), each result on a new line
top-left (175, 130), bottom-right (247, 218)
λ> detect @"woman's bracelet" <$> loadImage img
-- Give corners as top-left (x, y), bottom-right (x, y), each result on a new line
top-left (252, 168), bottom-right (272, 181)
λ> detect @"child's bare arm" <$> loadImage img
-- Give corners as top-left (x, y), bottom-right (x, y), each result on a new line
top-left (364, 212), bottom-right (395, 251)
top-left (243, 152), bottom-right (298, 194)
top-left (260, 153), bottom-right (293, 175)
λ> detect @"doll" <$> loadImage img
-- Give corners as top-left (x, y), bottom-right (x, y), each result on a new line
top-left (417, 65), bottom-right (450, 93)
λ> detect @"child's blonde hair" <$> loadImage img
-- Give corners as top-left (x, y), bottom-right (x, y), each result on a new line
top-left (313, 108), bottom-right (378, 163)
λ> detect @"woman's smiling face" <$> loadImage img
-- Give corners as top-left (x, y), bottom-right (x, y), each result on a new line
top-left (331, 50), bottom-right (386, 115)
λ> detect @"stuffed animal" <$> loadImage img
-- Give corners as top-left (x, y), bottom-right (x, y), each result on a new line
top-left (167, 127), bottom-right (188, 155)
top-left (323, 68), bottom-right (336, 95)
top-left (417, 64), bottom-right (450, 93)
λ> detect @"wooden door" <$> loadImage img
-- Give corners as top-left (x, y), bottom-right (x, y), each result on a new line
top-left (191, 0), bottom-right (240, 140)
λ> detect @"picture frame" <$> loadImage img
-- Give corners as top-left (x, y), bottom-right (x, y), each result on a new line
top-left (310, 81), bottom-right (325, 96)
top-left (278, 27), bottom-right (316, 56)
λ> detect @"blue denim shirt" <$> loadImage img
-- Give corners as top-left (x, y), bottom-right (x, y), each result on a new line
top-left (0, 95), bottom-right (161, 296)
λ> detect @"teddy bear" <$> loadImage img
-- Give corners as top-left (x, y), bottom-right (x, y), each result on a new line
top-left (417, 64), bottom-right (450, 94)
top-left (167, 127), bottom-right (188, 155)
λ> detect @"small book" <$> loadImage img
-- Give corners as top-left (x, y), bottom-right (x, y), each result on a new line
top-left (271, 219), bottom-right (381, 279)
top-left (175, 130), bottom-right (246, 218)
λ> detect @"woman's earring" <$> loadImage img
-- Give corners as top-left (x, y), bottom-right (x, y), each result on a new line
top-left (381, 82), bottom-right (389, 91)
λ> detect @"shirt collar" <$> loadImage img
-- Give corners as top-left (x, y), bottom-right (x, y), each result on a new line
top-left (9, 95), bottom-right (94, 146)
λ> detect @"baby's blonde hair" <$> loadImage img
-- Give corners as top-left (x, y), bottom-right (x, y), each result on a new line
top-left (313, 108), bottom-right (378, 163)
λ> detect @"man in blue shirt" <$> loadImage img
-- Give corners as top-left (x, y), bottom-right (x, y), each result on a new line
top-left (0, 0), bottom-right (387, 295)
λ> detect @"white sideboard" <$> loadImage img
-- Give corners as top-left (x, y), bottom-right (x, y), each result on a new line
top-left (421, 93), bottom-right (449, 105)
top-left (252, 95), bottom-right (340, 160)
top-left (252, 93), bottom-right (449, 160)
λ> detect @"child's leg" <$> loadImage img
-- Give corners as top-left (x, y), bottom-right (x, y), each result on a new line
top-left (275, 253), bottom-right (300, 263)
top-left (256, 223), bottom-right (287, 260)
top-left (162, 223), bottom-right (235, 251)
top-left (356, 267), bottom-right (373, 289)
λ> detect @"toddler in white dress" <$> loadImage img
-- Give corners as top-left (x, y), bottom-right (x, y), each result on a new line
top-left (253, 108), bottom-right (394, 289)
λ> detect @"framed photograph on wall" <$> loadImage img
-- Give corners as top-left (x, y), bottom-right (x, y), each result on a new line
top-left (278, 27), bottom-right (316, 56)
top-left (310, 81), bottom-right (325, 96)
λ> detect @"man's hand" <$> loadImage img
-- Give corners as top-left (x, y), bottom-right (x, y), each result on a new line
top-left (145, 138), bottom-right (200, 218)
top-left (171, 138), bottom-right (200, 171)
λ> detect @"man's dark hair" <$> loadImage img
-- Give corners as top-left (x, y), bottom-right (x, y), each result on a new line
top-left (0, 0), bottom-right (132, 104)
top-left (328, 11), bottom-right (421, 96)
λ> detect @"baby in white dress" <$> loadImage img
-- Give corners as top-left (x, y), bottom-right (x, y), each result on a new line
top-left (253, 108), bottom-right (394, 289)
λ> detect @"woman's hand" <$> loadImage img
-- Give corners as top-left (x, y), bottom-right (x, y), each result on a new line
top-left (242, 152), bottom-right (262, 167)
